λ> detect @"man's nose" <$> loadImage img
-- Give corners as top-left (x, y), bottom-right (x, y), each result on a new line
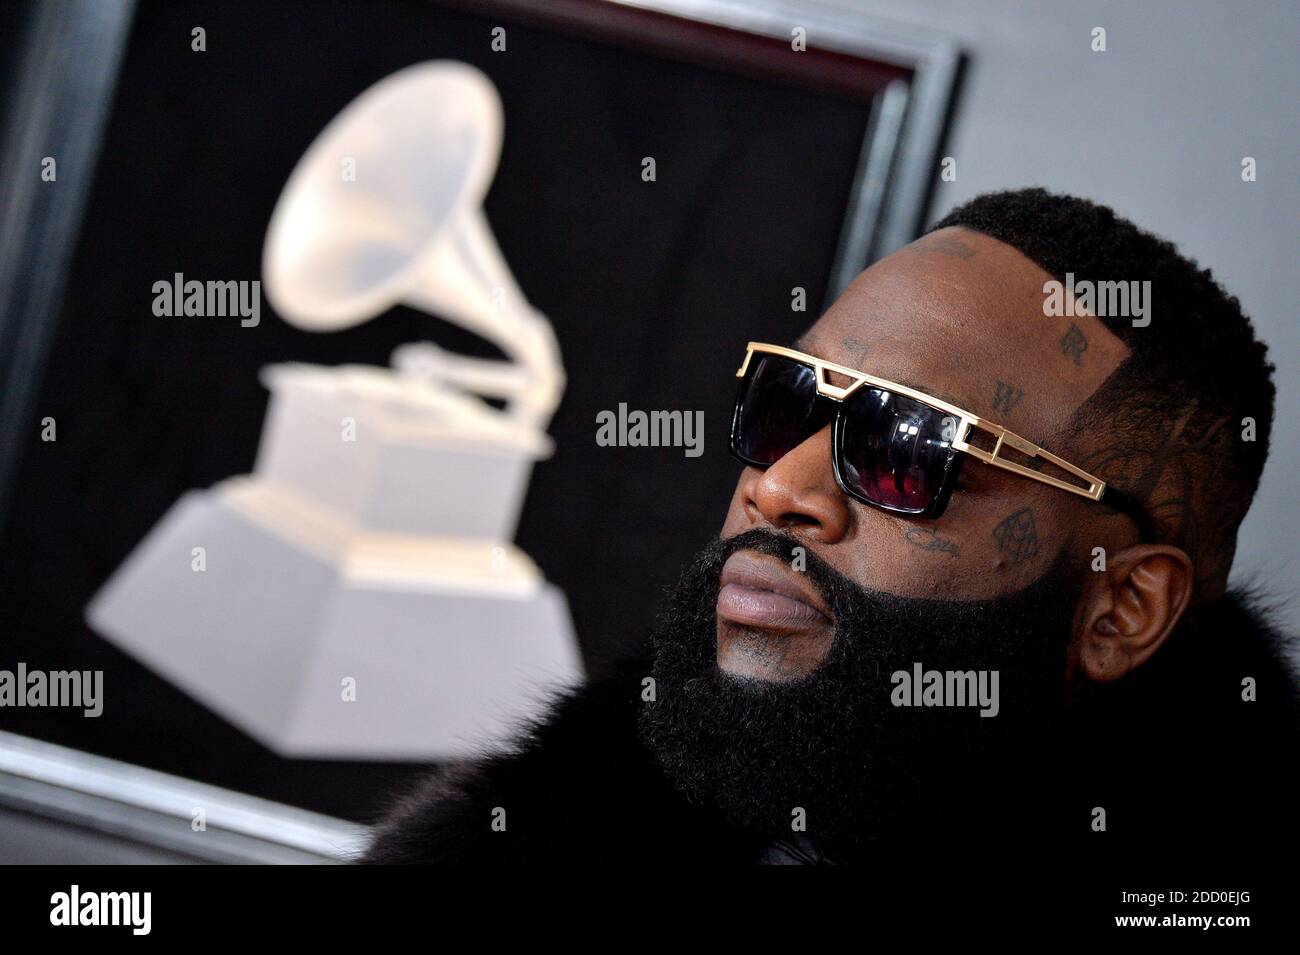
top-left (740, 426), bottom-right (851, 544)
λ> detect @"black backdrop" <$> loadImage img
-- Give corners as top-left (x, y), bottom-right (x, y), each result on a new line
top-left (0, 0), bottom-right (884, 820)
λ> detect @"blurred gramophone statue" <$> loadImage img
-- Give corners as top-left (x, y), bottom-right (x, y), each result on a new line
top-left (87, 62), bottom-right (583, 759)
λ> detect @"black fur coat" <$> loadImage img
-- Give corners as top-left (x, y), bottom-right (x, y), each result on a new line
top-left (363, 593), bottom-right (1297, 865)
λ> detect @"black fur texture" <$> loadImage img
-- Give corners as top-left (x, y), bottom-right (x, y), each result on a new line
top-left (364, 591), bottom-right (1297, 865)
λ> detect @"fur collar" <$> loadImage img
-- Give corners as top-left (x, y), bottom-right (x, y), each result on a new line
top-left (363, 659), bottom-right (767, 864)
top-left (364, 592), bottom-right (1296, 864)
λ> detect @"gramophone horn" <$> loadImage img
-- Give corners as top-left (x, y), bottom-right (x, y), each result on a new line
top-left (262, 60), bottom-right (562, 426)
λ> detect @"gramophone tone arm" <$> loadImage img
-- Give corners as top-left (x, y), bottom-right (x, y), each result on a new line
top-left (392, 341), bottom-right (533, 400)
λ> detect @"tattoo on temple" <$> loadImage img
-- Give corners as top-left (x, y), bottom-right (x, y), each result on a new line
top-left (992, 507), bottom-right (1039, 564)
top-left (1059, 322), bottom-right (1089, 364)
top-left (991, 380), bottom-right (1025, 416)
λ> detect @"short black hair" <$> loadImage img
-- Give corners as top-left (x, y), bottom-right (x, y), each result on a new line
top-left (929, 188), bottom-right (1274, 588)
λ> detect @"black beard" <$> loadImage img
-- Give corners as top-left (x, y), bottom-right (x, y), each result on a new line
top-left (636, 528), bottom-right (1081, 857)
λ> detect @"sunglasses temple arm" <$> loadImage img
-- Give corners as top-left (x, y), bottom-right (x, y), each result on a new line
top-left (1100, 486), bottom-right (1155, 543)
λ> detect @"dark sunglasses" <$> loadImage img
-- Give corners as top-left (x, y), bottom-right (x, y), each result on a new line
top-left (729, 343), bottom-right (1153, 540)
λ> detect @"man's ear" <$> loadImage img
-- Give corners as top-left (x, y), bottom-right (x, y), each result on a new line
top-left (1075, 545), bottom-right (1194, 683)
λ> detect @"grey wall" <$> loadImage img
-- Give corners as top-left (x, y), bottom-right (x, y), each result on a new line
top-left (834, 0), bottom-right (1298, 628)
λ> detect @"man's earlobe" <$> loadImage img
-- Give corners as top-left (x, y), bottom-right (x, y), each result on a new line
top-left (1077, 546), bottom-right (1194, 683)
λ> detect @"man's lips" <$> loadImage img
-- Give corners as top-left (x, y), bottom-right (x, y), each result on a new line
top-left (716, 550), bottom-right (834, 632)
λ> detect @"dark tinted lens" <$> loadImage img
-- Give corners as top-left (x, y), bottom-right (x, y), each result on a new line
top-left (837, 387), bottom-right (959, 512)
top-left (732, 355), bottom-right (833, 465)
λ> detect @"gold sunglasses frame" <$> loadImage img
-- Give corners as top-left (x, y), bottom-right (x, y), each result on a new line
top-left (736, 342), bottom-right (1107, 502)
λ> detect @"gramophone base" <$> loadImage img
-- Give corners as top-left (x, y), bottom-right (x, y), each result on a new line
top-left (85, 487), bottom-right (583, 760)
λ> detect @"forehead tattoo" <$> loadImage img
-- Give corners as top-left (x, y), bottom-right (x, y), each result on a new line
top-left (797, 244), bottom-right (1133, 441)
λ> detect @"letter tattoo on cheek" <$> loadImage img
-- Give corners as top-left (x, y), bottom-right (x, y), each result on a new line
top-left (904, 526), bottom-right (960, 558)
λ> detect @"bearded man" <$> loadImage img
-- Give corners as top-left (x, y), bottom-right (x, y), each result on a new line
top-left (364, 189), bottom-right (1297, 865)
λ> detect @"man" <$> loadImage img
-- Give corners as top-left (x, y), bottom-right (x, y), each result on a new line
top-left (365, 189), bottom-right (1296, 864)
